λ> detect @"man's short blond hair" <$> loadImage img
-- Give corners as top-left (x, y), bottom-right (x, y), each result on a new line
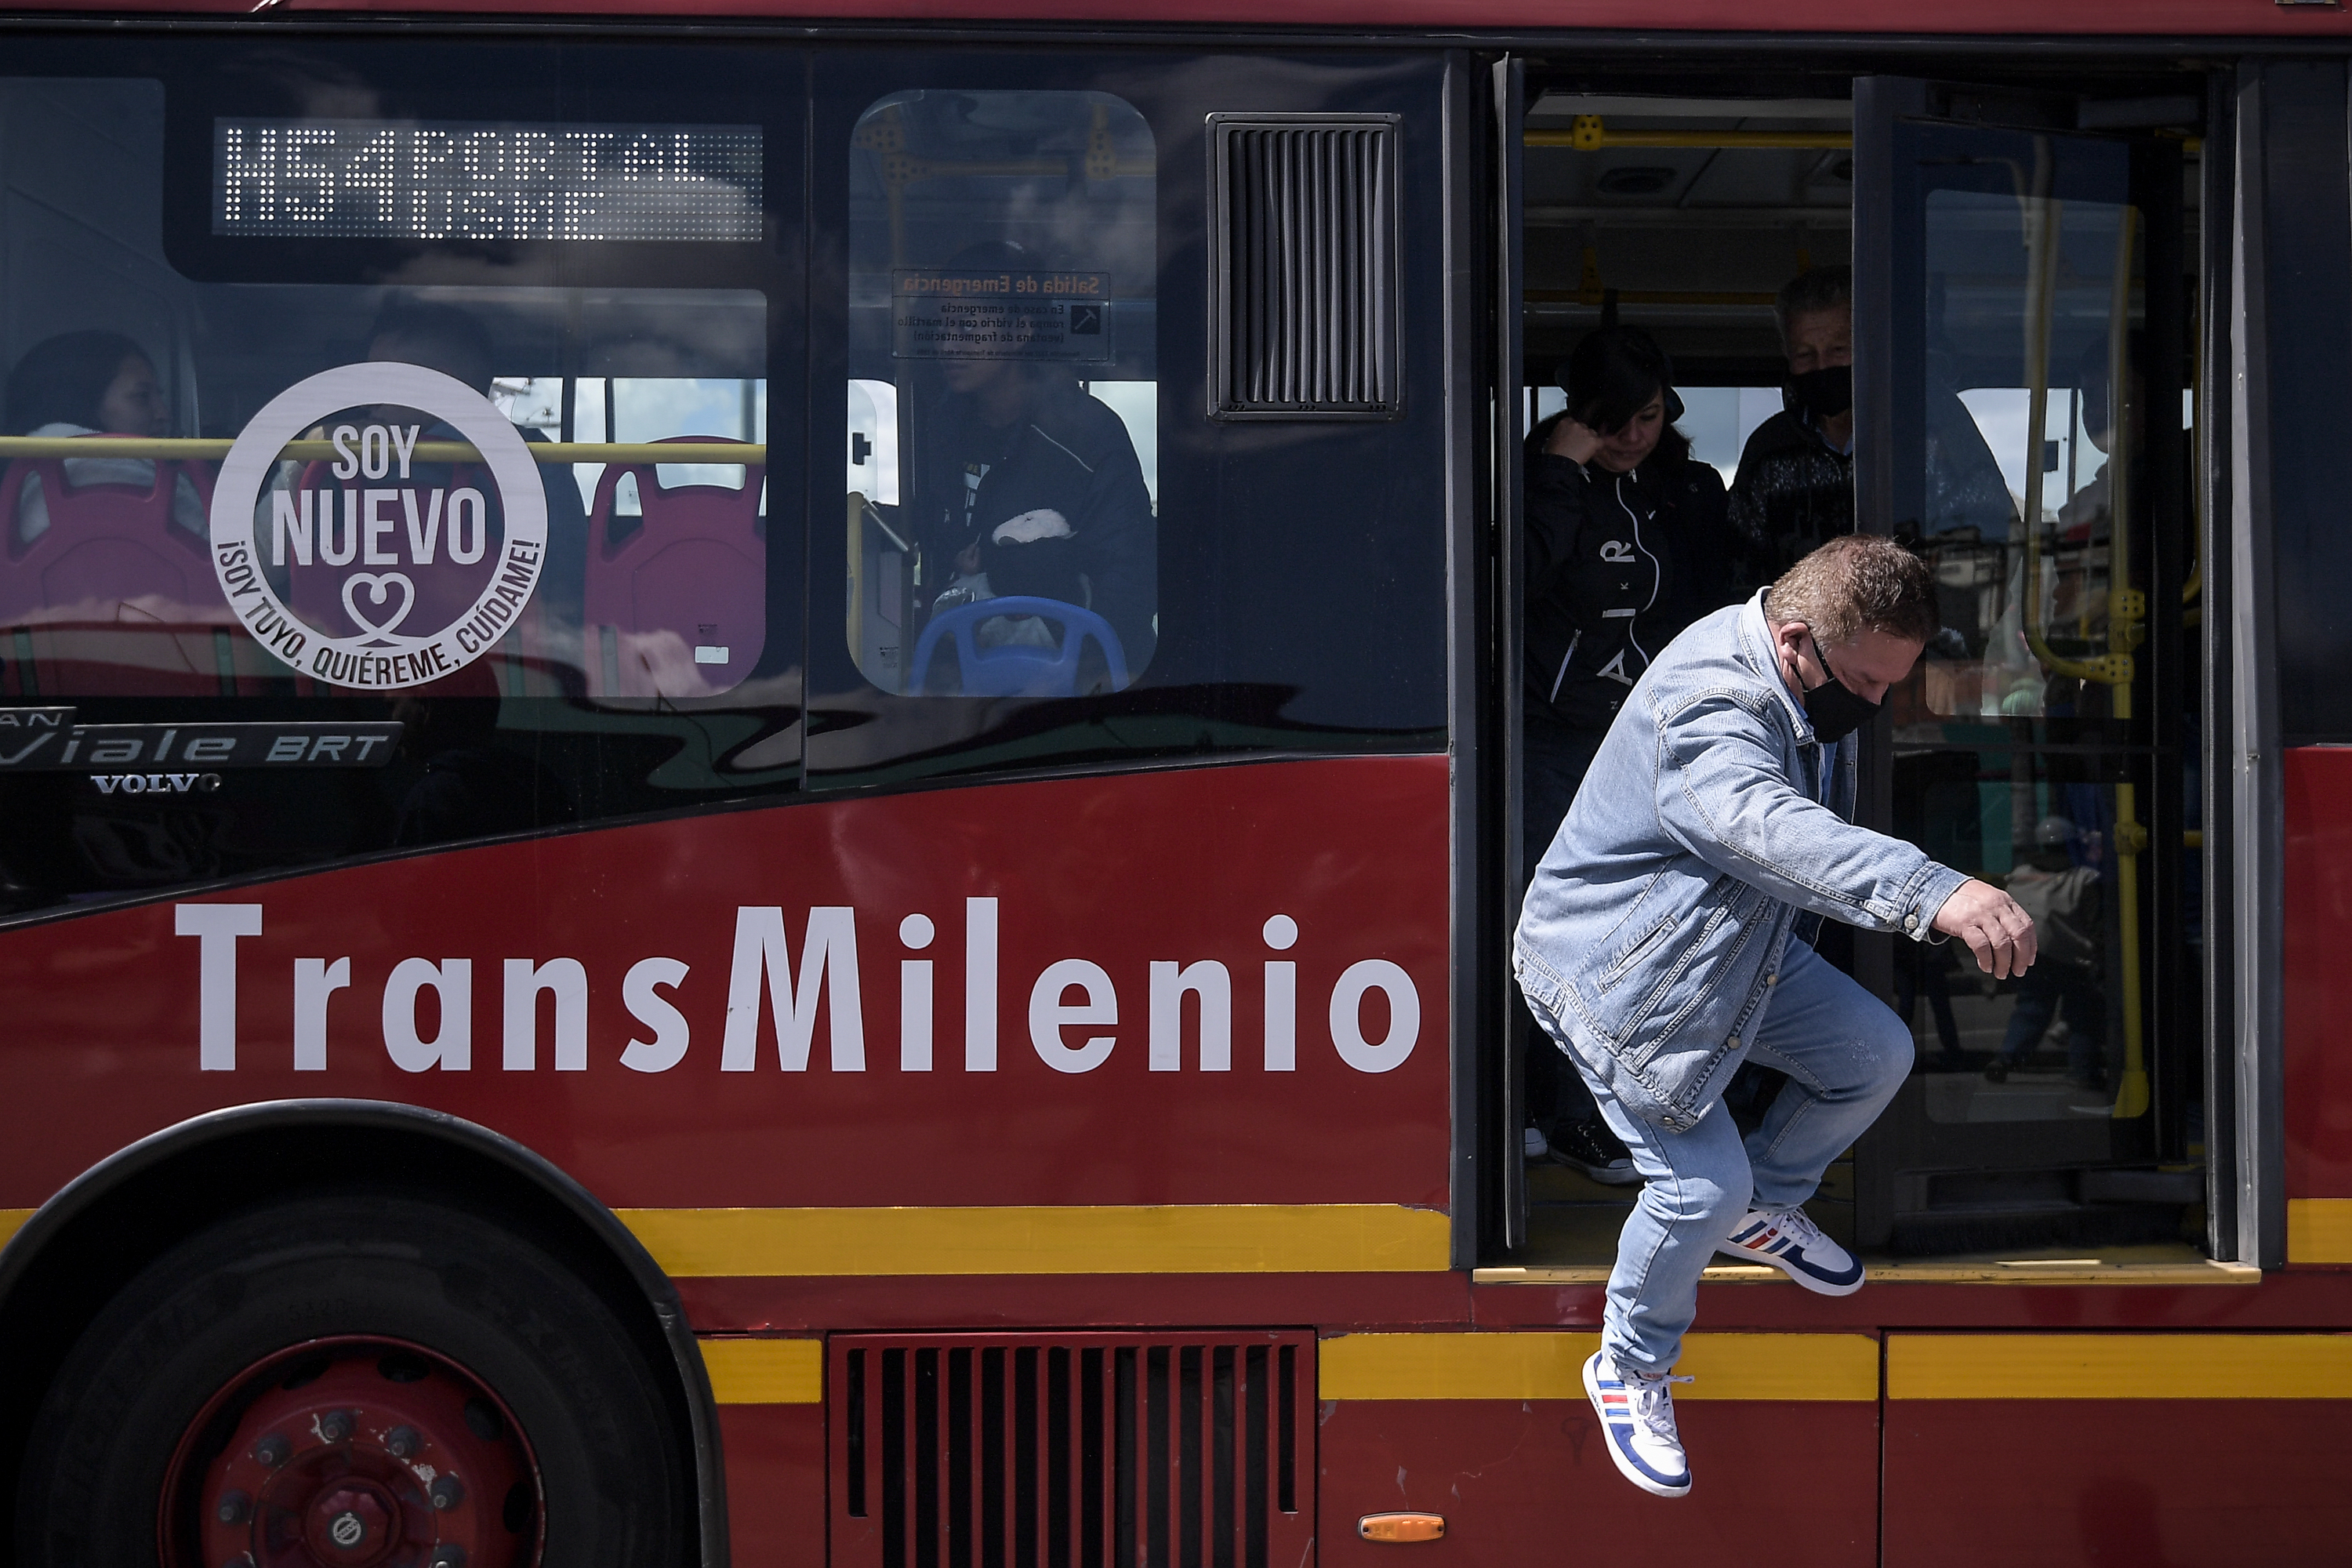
top-left (1763, 534), bottom-right (1940, 648)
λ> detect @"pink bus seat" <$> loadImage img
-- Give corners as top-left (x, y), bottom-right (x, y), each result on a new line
top-left (0, 446), bottom-right (260, 696)
top-left (583, 437), bottom-right (765, 699)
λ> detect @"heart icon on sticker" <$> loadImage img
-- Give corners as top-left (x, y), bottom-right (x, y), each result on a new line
top-left (341, 572), bottom-right (417, 641)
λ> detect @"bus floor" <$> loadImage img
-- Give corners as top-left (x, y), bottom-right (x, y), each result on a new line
top-left (1521, 1160), bottom-right (2212, 1274)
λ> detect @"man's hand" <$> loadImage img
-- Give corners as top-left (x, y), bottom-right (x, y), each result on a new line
top-left (1932, 879), bottom-right (2037, 978)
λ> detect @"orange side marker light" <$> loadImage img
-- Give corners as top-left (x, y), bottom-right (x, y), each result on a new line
top-left (1359, 1513), bottom-right (1446, 1544)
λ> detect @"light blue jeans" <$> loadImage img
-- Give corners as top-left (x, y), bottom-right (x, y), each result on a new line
top-left (1534, 938), bottom-right (1914, 1375)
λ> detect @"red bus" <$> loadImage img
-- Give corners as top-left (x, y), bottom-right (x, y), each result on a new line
top-left (0, 2), bottom-right (2347, 1565)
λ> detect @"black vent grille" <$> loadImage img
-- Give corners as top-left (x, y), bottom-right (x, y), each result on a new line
top-left (829, 1331), bottom-right (1316, 1568)
top-left (1209, 114), bottom-right (1400, 419)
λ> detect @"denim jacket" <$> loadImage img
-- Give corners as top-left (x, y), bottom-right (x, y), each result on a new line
top-left (1512, 590), bottom-right (1969, 1132)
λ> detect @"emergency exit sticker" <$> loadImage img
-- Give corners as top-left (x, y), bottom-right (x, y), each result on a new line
top-left (208, 361), bottom-right (547, 690)
top-left (891, 268), bottom-right (1113, 362)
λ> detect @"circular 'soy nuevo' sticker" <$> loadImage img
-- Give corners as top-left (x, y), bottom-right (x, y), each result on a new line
top-left (209, 361), bottom-right (548, 689)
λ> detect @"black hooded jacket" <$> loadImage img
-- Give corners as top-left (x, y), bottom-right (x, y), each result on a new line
top-left (918, 377), bottom-right (1157, 669)
top-left (1524, 442), bottom-right (1736, 732)
top-left (1728, 382), bottom-right (2018, 591)
top-left (1725, 409), bottom-right (1853, 592)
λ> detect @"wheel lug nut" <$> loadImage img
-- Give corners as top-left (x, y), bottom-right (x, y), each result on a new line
top-left (386, 1425), bottom-right (420, 1458)
top-left (430, 1475), bottom-right (466, 1511)
top-left (430, 1548), bottom-right (467, 1568)
top-left (216, 1489), bottom-right (251, 1524)
top-left (253, 1434), bottom-right (290, 1468)
top-left (318, 1409), bottom-right (354, 1443)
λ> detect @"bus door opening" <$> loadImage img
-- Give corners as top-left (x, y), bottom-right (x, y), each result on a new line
top-left (1498, 72), bottom-right (2209, 1272)
top-left (1505, 81), bottom-right (1861, 1261)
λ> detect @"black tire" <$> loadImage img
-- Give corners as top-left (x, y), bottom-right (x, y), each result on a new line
top-left (16, 1190), bottom-right (691, 1568)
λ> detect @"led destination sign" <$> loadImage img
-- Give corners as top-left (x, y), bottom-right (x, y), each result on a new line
top-left (212, 119), bottom-right (764, 242)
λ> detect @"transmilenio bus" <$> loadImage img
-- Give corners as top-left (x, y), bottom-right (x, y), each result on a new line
top-left (0, 0), bottom-right (2348, 1563)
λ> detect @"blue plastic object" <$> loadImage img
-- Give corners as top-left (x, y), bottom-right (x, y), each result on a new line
top-left (907, 595), bottom-right (1130, 697)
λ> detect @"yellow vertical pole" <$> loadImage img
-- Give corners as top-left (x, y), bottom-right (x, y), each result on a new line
top-left (2107, 205), bottom-right (2150, 1120)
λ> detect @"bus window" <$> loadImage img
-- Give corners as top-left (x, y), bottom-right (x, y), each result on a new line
top-left (0, 44), bottom-right (801, 917)
top-left (1860, 94), bottom-right (2197, 1250)
top-left (844, 89), bottom-right (1156, 698)
top-left (1889, 169), bottom-right (2158, 1130)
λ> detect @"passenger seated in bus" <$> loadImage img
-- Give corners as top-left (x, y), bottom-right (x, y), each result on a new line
top-left (1520, 326), bottom-right (1737, 1183)
top-left (913, 244), bottom-right (1155, 681)
top-left (1727, 266), bottom-right (2014, 589)
top-left (1984, 815), bottom-right (2107, 1091)
top-left (3, 329), bottom-right (205, 543)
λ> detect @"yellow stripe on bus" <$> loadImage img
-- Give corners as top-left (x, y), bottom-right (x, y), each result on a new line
top-left (2288, 1198), bottom-right (2352, 1263)
top-left (1888, 1334), bottom-right (2352, 1399)
top-left (1318, 1332), bottom-right (1878, 1402)
top-left (0, 1209), bottom-right (30, 1250)
top-left (618, 1204), bottom-right (1452, 1277)
top-left (699, 1338), bottom-right (823, 1404)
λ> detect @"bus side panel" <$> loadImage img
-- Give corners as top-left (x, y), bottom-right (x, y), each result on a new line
top-left (1315, 1396), bottom-right (1877, 1566)
top-left (0, 754), bottom-right (1450, 1220)
top-left (2282, 746), bottom-right (2352, 1204)
top-left (719, 1401), bottom-right (827, 1568)
top-left (1884, 1398), bottom-right (2352, 1566)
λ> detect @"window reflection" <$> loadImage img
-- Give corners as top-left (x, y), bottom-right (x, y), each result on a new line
top-left (1898, 745), bottom-right (2143, 1124)
top-left (845, 89), bottom-right (1157, 698)
top-left (1911, 176), bottom-right (2143, 725)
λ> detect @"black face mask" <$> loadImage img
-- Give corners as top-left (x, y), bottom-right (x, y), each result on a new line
top-left (1802, 634), bottom-right (1878, 745)
top-left (1789, 364), bottom-right (1853, 422)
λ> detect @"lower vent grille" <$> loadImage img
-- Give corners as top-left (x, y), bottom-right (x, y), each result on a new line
top-left (829, 1331), bottom-right (1316, 1568)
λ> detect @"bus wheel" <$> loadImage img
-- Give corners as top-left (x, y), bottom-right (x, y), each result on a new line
top-left (14, 1192), bottom-right (690, 1568)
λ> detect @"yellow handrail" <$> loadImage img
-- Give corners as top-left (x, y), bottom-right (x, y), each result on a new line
top-left (1526, 116), bottom-right (1850, 152)
top-left (2100, 204), bottom-right (2150, 1123)
top-left (2017, 151), bottom-right (2131, 688)
top-left (0, 437), bottom-right (763, 466)
top-left (2013, 144), bottom-right (2147, 1121)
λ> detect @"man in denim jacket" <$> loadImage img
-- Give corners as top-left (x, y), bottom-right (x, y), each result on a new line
top-left (1513, 535), bottom-right (2035, 1499)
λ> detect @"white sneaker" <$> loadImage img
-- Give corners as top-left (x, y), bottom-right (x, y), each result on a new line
top-left (1581, 1351), bottom-right (1692, 1498)
top-left (1523, 1125), bottom-right (1549, 1160)
top-left (1716, 1207), bottom-right (1865, 1295)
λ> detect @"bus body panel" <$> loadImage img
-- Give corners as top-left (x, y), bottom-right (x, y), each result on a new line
top-left (0, 754), bottom-right (1450, 1222)
top-left (1885, 1383), bottom-right (2352, 1565)
top-left (1315, 1392), bottom-right (1879, 1566)
top-left (2285, 745), bottom-right (2352, 1201)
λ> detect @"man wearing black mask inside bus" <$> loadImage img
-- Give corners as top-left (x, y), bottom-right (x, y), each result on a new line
top-left (1729, 265), bottom-right (2015, 590)
top-left (1521, 326), bottom-right (1737, 1182)
top-left (1727, 267), bottom-right (1859, 586)
top-left (915, 243), bottom-right (1156, 684)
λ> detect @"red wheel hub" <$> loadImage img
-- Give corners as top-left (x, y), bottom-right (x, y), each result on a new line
top-left (304, 1479), bottom-right (399, 1564)
top-left (161, 1338), bottom-right (541, 1568)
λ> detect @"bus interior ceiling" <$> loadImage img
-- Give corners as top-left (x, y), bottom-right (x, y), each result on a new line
top-left (1512, 79), bottom-right (2211, 1270)
top-left (1522, 91), bottom-right (1853, 459)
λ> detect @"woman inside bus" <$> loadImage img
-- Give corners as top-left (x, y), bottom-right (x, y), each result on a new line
top-left (1520, 326), bottom-right (1737, 1181)
top-left (3, 328), bottom-right (205, 543)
